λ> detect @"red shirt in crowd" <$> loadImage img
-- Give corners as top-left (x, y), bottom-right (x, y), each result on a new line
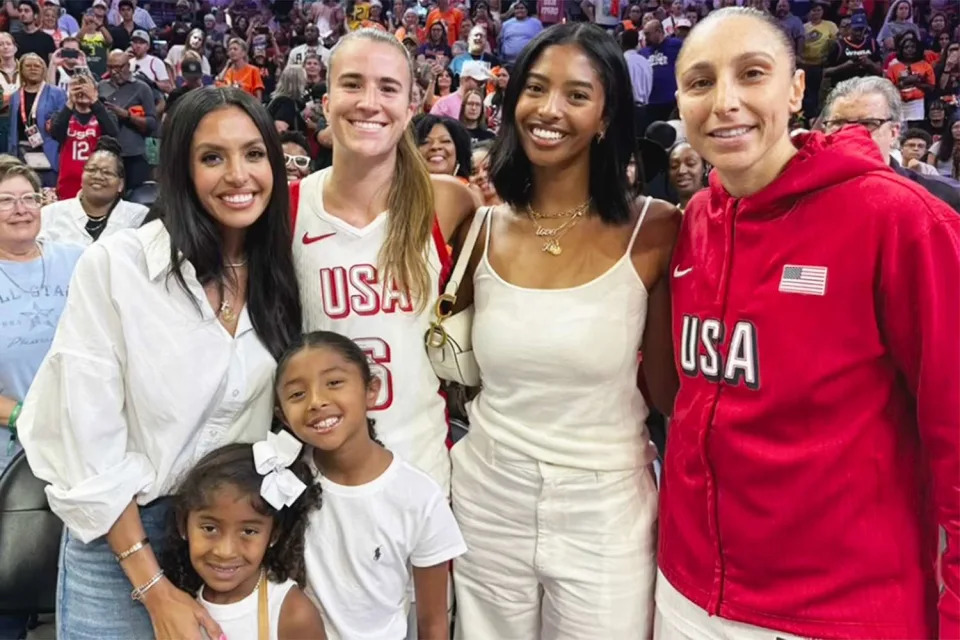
top-left (662, 128), bottom-right (960, 639)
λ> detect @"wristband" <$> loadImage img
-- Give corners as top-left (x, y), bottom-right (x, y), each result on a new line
top-left (131, 569), bottom-right (164, 601)
top-left (115, 537), bottom-right (150, 563)
top-left (8, 401), bottom-right (22, 429)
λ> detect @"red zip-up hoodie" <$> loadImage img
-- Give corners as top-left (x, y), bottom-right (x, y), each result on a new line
top-left (661, 128), bottom-right (960, 639)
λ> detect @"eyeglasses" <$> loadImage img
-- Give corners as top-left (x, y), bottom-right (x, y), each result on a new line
top-left (0, 193), bottom-right (42, 211)
top-left (822, 118), bottom-right (893, 133)
top-left (84, 166), bottom-right (119, 178)
top-left (284, 154), bottom-right (310, 169)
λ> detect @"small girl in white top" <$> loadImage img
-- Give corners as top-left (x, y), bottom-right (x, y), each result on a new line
top-left (275, 331), bottom-right (467, 640)
top-left (161, 433), bottom-right (327, 640)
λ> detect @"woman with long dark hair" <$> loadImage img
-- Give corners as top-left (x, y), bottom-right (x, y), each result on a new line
top-left (450, 22), bottom-right (680, 638)
top-left (18, 87), bottom-right (302, 640)
top-left (660, 7), bottom-right (958, 638)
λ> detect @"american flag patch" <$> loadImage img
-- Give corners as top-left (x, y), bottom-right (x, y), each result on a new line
top-left (779, 264), bottom-right (828, 296)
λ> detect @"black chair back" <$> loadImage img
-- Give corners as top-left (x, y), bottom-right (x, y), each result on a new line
top-left (0, 451), bottom-right (61, 615)
top-left (126, 181), bottom-right (159, 207)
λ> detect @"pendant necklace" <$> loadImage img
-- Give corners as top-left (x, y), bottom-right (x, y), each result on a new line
top-left (218, 259), bottom-right (248, 323)
top-left (525, 199), bottom-right (591, 256)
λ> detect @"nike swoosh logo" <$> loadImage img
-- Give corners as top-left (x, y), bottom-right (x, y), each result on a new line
top-left (302, 232), bottom-right (336, 245)
top-left (673, 266), bottom-right (693, 278)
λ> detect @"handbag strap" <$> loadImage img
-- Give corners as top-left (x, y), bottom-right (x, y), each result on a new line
top-left (442, 206), bottom-right (490, 300)
top-left (257, 570), bottom-right (268, 640)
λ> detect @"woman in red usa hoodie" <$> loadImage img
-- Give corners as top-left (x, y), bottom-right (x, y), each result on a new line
top-left (658, 6), bottom-right (960, 640)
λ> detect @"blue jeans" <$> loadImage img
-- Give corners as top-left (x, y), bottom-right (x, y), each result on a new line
top-left (57, 500), bottom-right (170, 640)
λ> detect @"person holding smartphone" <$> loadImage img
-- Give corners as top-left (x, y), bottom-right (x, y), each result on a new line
top-left (48, 37), bottom-right (88, 90)
top-left (50, 73), bottom-right (119, 200)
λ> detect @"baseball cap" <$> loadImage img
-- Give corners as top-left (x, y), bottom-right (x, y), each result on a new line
top-left (91, 0), bottom-right (108, 8)
top-left (131, 29), bottom-right (150, 42)
top-left (850, 12), bottom-right (868, 28)
top-left (181, 58), bottom-right (202, 77)
top-left (461, 60), bottom-right (492, 81)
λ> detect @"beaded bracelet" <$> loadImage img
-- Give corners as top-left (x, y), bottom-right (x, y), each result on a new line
top-left (131, 569), bottom-right (164, 602)
top-left (115, 537), bottom-right (150, 563)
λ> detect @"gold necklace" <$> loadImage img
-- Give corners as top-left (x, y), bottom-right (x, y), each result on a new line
top-left (525, 206), bottom-right (587, 256)
top-left (526, 199), bottom-right (591, 220)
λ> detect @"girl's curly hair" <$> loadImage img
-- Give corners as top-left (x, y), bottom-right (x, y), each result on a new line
top-left (159, 443), bottom-right (322, 593)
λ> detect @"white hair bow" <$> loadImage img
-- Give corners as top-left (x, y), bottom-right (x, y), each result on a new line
top-left (252, 431), bottom-right (307, 510)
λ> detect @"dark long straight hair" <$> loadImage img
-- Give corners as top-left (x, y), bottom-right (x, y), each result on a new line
top-left (155, 87), bottom-right (302, 360)
top-left (488, 22), bottom-right (643, 224)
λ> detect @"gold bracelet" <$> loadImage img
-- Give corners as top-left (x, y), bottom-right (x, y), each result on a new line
top-left (115, 537), bottom-right (150, 563)
top-left (131, 569), bottom-right (164, 601)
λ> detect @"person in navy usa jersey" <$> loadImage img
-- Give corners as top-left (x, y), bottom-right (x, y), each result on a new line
top-left (659, 7), bottom-right (959, 640)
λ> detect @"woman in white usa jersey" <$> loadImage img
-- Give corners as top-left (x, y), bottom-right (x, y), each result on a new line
top-left (289, 28), bottom-right (477, 496)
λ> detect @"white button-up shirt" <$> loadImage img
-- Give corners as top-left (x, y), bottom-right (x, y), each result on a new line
top-left (39, 198), bottom-right (149, 248)
top-left (19, 220), bottom-right (277, 543)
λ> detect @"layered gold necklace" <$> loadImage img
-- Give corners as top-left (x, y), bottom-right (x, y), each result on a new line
top-left (525, 199), bottom-right (591, 256)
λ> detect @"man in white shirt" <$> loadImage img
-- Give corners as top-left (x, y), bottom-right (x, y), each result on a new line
top-left (622, 27), bottom-right (652, 135)
top-left (287, 22), bottom-right (330, 67)
top-left (129, 29), bottom-right (172, 93)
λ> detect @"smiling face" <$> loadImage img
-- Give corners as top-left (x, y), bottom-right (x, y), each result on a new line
top-left (41, 6), bottom-right (57, 29)
top-left (0, 176), bottom-right (41, 249)
top-left (676, 14), bottom-right (804, 191)
top-left (282, 141), bottom-right (311, 181)
top-left (470, 147), bottom-right (497, 201)
top-left (186, 483), bottom-right (274, 604)
top-left (514, 43), bottom-right (606, 171)
top-left (669, 143), bottom-right (705, 196)
top-left (81, 150), bottom-right (123, 204)
top-left (437, 68), bottom-right (453, 90)
top-left (324, 39), bottom-right (415, 162)
top-left (277, 346), bottom-right (381, 454)
top-left (418, 122), bottom-right (457, 174)
top-left (190, 106), bottom-right (273, 233)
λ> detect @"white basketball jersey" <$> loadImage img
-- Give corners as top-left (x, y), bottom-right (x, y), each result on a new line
top-left (292, 168), bottom-right (451, 493)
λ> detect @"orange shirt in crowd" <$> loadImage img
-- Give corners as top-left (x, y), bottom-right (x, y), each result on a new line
top-left (886, 59), bottom-right (935, 103)
top-left (395, 25), bottom-right (426, 42)
top-left (426, 7), bottom-right (463, 46)
top-left (218, 63), bottom-right (265, 97)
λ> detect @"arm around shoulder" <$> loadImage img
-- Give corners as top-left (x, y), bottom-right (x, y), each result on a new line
top-left (278, 585), bottom-right (326, 640)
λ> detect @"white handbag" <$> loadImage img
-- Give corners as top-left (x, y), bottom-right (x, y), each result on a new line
top-left (424, 207), bottom-right (489, 387)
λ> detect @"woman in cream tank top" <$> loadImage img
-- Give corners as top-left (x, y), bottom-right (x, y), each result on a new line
top-left (450, 23), bottom-right (681, 640)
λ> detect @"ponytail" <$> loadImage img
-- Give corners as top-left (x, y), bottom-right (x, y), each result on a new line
top-left (329, 28), bottom-right (436, 311)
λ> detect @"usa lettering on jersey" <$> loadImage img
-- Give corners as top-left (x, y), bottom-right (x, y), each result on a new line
top-left (680, 314), bottom-right (760, 389)
top-left (319, 264), bottom-right (414, 319)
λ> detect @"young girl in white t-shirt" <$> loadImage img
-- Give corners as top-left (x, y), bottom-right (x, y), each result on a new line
top-left (161, 435), bottom-right (327, 640)
top-left (275, 331), bottom-right (467, 640)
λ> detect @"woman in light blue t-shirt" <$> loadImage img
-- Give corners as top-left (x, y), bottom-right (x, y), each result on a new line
top-left (0, 160), bottom-right (81, 472)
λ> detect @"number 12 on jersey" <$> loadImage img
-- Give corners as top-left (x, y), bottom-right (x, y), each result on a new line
top-left (354, 337), bottom-right (393, 411)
